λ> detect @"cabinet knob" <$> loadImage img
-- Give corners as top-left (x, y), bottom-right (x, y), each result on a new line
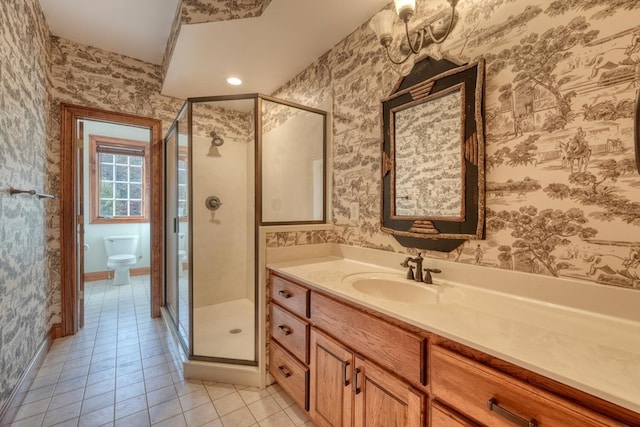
top-left (487, 398), bottom-right (537, 427)
top-left (278, 290), bottom-right (292, 299)
top-left (278, 325), bottom-right (292, 335)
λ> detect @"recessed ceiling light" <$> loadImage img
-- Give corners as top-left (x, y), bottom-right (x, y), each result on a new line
top-left (226, 77), bottom-right (242, 86)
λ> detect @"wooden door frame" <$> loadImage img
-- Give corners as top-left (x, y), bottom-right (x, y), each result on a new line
top-left (60, 104), bottom-right (164, 336)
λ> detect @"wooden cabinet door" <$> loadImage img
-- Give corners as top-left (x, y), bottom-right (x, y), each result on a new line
top-left (353, 356), bottom-right (425, 427)
top-left (310, 329), bottom-right (354, 427)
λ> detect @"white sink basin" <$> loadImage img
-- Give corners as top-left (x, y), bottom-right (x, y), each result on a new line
top-left (342, 272), bottom-right (440, 304)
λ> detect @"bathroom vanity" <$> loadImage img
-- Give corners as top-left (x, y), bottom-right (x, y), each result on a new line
top-left (266, 252), bottom-right (640, 426)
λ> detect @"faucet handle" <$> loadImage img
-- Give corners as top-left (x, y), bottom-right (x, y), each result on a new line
top-left (406, 265), bottom-right (415, 280)
top-left (423, 268), bottom-right (441, 284)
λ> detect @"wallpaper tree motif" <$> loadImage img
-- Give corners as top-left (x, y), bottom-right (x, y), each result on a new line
top-left (270, 0), bottom-right (640, 291)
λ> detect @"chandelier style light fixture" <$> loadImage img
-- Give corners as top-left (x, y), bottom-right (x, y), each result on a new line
top-left (369, 0), bottom-right (458, 65)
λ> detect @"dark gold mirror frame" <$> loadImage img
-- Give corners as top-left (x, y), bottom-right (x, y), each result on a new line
top-left (381, 57), bottom-right (485, 251)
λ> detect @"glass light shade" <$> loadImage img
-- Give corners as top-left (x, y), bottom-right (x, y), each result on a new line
top-left (369, 10), bottom-right (396, 46)
top-left (394, 0), bottom-right (415, 21)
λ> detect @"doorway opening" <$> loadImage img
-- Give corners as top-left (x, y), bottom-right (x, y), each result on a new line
top-left (60, 104), bottom-right (163, 336)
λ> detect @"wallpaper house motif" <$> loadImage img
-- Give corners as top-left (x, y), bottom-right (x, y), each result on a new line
top-left (3, 0), bottom-right (640, 417)
top-left (268, 0), bottom-right (640, 292)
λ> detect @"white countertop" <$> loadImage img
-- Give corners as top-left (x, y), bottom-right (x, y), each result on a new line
top-left (267, 254), bottom-right (640, 414)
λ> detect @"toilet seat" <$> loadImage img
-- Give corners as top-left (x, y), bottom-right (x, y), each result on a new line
top-left (108, 254), bottom-right (136, 264)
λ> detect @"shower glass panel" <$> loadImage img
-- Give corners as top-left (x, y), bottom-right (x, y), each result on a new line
top-left (261, 99), bottom-right (326, 224)
top-left (164, 94), bottom-right (326, 368)
top-left (190, 98), bottom-right (256, 363)
top-left (164, 122), bottom-right (179, 336)
top-left (177, 110), bottom-right (190, 344)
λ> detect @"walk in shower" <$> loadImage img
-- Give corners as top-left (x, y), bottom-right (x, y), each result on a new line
top-left (164, 94), bottom-right (326, 374)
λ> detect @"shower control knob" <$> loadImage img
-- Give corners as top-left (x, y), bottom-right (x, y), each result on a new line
top-left (205, 196), bottom-right (222, 211)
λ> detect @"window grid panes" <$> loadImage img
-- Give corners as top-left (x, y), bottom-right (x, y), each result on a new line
top-left (178, 158), bottom-right (188, 217)
top-left (99, 153), bottom-right (144, 218)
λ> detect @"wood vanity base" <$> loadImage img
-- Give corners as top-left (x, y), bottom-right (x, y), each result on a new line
top-left (268, 271), bottom-right (640, 426)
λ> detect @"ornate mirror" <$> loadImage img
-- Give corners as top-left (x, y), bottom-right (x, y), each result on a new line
top-left (381, 57), bottom-right (485, 251)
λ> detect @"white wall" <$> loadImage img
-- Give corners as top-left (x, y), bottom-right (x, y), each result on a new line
top-left (82, 120), bottom-right (151, 273)
top-left (262, 109), bottom-right (324, 222)
top-left (192, 132), bottom-right (254, 307)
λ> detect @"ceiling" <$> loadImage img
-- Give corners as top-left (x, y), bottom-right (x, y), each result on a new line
top-left (39, 0), bottom-right (390, 99)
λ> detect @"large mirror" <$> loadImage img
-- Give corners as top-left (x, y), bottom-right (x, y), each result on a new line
top-left (381, 57), bottom-right (485, 251)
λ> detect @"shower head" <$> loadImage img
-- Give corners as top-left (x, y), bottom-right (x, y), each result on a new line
top-left (208, 131), bottom-right (224, 157)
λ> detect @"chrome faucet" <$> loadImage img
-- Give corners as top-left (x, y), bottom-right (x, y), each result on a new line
top-left (401, 253), bottom-right (441, 284)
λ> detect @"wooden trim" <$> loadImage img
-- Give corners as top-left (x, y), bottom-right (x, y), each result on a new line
top-left (0, 324), bottom-right (61, 425)
top-left (89, 134), bottom-right (151, 224)
top-left (432, 336), bottom-right (640, 426)
top-left (61, 104), bottom-right (164, 336)
top-left (84, 267), bottom-right (151, 282)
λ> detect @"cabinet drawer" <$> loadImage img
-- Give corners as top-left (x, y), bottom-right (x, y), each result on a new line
top-left (270, 341), bottom-right (309, 411)
top-left (431, 346), bottom-right (624, 427)
top-left (431, 402), bottom-right (478, 427)
top-left (270, 274), bottom-right (310, 318)
top-left (271, 303), bottom-right (310, 363)
top-left (311, 292), bottom-right (426, 387)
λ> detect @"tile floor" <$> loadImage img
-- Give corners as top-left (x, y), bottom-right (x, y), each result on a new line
top-left (10, 276), bottom-right (314, 427)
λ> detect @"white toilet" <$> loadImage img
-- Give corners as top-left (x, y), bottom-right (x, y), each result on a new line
top-left (178, 232), bottom-right (187, 277)
top-left (103, 235), bottom-right (139, 285)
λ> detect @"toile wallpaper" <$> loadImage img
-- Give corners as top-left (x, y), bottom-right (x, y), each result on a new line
top-left (180, 0), bottom-right (272, 25)
top-left (47, 37), bottom-right (184, 329)
top-left (0, 0), bottom-right (51, 412)
top-left (269, 0), bottom-right (640, 291)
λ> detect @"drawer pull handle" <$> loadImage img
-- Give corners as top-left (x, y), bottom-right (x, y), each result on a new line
top-left (353, 368), bottom-right (361, 395)
top-left (487, 398), bottom-right (537, 427)
top-left (342, 361), bottom-right (350, 387)
top-left (278, 325), bottom-right (292, 335)
top-left (278, 290), bottom-right (292, 299)
top-left (278, 366), bottom-right (292, 378)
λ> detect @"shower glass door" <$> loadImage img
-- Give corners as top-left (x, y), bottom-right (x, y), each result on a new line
top-left (165, 105), bottom-right (190, 349)
top-left (190, 98), bottom-right (256, 364)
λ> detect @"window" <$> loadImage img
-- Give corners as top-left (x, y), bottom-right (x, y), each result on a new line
top-left (178, 147), bottom-right (188, 220)
top-left (90, 135), bottom-right (150, 223)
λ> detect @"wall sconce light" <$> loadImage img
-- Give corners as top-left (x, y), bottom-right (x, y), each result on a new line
top-left (369, 0), bottom-right (458, 65)
top-left (208, 130), bottom-right (224, 157)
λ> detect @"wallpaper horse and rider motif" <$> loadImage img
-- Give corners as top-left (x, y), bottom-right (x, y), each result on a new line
top-left (269, 0), bottom-right (640, 290)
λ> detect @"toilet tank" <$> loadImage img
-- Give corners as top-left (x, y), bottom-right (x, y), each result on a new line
top-left (104, 235), bottom-right (139, 256)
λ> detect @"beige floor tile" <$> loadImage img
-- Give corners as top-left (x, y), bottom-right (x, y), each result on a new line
top-left (49, 386), bottom-right (85, 408)
top-left (146, 384), bottom-right (178, 407)
top-left (183, 401), bottom-right (219, 427)
top-left (41, 401), bottom-right (82, 427)
top-left (12, 398), bottom-right (51, 421)
top-left (8, 412), bottom-right (45, 427)
top-left (205, 383), bottom-right (236, 401)
top-left (115, 380), bottom-right (146, 402)
top-left (238, 387), bottom-right (271, 406)
top-left (179, 389), bottom-right (211, 412)
top-left (115, 394), bottom-right (148, 420)
top-left (213, 391), bottom-right (245, 417)
top-left (114, 409), bottom-right (150, 427)
top-left (152, 413), bottom-right (187, 427)
top-left (284, 404), bottom-right (310, 426)
top-left (149, 398), bottom-right (182, 424)
top-left (78, 404), bottom-right (115, 426)
top-left (220, 407), bottom-right (257, 427)
top-left (247, 395), bottom-right (281, 421)
top-left (175, 379), bottom-right (205, 397)
top-left (258, 410), bottom-right (296, 427)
